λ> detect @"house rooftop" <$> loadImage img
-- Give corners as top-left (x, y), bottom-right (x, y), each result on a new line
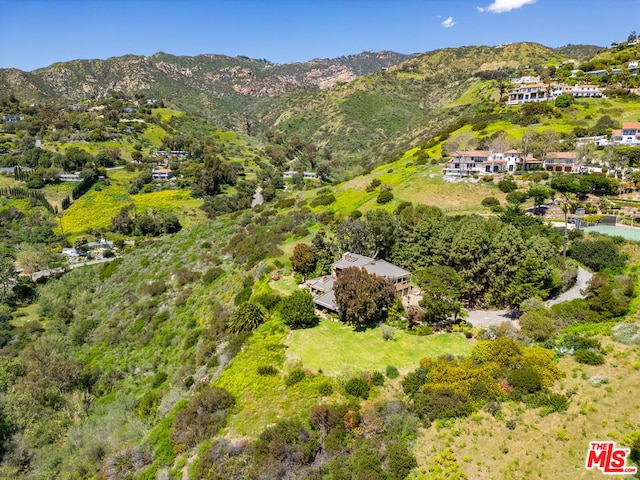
top-left (314, 290), bottom-right (337, 311)
top-left (307, 276), bottom-right (334, 293)
top-left (623, 122), bottom-right (640, 130)
top-left (546, 151), bottom-right (578, 159)
top-left (334, 253), bottom-right (410, 279)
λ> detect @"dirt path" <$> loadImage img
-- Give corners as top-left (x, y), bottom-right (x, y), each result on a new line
top-left (546, 267), bottom-right (592, 306)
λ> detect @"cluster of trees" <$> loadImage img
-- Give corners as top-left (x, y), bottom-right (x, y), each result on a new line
top-left (110, 204), bottom-right (181, 236)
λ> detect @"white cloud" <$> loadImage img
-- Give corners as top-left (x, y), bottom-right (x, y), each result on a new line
top-left (477, 0), bottom-right (537, 13)
top-left (441, 16), bottom-right (456, 28)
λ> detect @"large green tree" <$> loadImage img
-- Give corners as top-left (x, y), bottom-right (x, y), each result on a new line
top-left (280, 290), bottom-right (316, 329)
top-left (290, 243), bottom-right (317, 279)
top-left (416, 265), bottom-right (463, 326)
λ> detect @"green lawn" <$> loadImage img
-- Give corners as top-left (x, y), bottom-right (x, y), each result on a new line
top-left (287, 318), bottom-right (474, 375)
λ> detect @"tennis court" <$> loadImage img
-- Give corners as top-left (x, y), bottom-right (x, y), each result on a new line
top-left (582, 225), bottom-right (640, 242)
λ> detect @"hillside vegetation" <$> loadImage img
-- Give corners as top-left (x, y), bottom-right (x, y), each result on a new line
top-left (1, 39), bottom-right (640, 480)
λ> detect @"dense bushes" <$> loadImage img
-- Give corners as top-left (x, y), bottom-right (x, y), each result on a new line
top-left (402, 338), bottom-right (563, 421)
top-left (376, 190), bottom-right (394, 204)
top-left (497, 177), bottom-right (518, 193)
top-left (310, 193), bottom-right (335, 207)
top-left (279, 290), bottom-right (316, 328)
top-left (568, 237), bottom-right (627, 272)
top-left (171, 387), bottom-right (235, 452)
top-left (574, 349), bottom-right (605, 365)
top-left (344, 376), bottom-right (371, 399)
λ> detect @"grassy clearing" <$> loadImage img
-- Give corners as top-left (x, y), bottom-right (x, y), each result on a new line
top-left (59, 169), bottom-right (204, 237)
top-left (287, 318), bottom-right (473, 375)
top-left (305, 158), bottom-right (506, 217)
top-left (216, 320), bottom-right (338, 437)
top-left (269, 276), bottom-right (299, 296)
top-left (412, 338), bottom-right (640, 479)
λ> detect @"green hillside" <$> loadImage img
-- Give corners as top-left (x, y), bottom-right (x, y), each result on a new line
top-left (2, 41), bottom-right (640, 480)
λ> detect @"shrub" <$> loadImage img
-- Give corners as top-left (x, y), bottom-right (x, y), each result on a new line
top-left (344, 376), bottom-right (371, 399)
top-left (318, 381), bottom-right (334, 396)
top-left (386, 440), bottom-right (418, 480)
top-left (365, 178), bottom-right (381, 192)
top-left (381, 324), bottom-right (396, 341)
top-left (170, 387), bottom-right (235, 452)
top-left (285, 369), bottom-right (307, 386)
top-left (506, 419), bottom-right (517, 430)
top-left (376, 191), bottom-right (394, 204)
top-left (401, 367), bottom-right (428, 395)
top-left (202, 267), bottom-right (224, 285)
top-left (151, 371), bottom-right (168, 388)
top-left (386, 365), bottom-right (400, 379)
top-left (412, 387), bottom-right (473, 421)
top-left (568, 238), bottom-right (626, 272)
top-left (280, 290), bottom-right (316, 328)
top-left (227, 302), bottom-right (266, 333)
top-left (257, 365), bottom-right (278, 376)
top-left (506, 366), bottom-right (543, 394)
top-left (372, 371), bottom-right (385, 386)
top-left (253, 292), bottom-right (282, 311)
top-left (276, 198), bottom-right (296, 209)
top-left (497, 177), bottom-right (518, 193)
top-left (310, 193), bottom-right (336, 207)
top-left (519, 310), bottom-right (557, 341)
top-left (144, 280), bottom-right (166, 297)
top-left (481, 196), bottom-right (500, 208)
top-left (574, 349), bottom-right (605, 365)
top-left (233, 286), bottom-right (252, 305)
top-left (506, 190), bottom-right (528, 204)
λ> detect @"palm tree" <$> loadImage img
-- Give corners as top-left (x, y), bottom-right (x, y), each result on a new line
top-left (558, 192), bottom-right (580, 257)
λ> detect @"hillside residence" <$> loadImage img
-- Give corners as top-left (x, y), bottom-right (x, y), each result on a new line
top-left (0, 166), bottom-right (32, 175)
top-left (511, 75), bottom-right (540, 84)
top-left (59, 172), bottom-right (82, 181)
top-left (611, 123), bottom-right (640, 145)
top-left (68, 104), bottom-right (87, 111)
top-left (543, 152), bottom-right (578, 173)
top-left (283, 171), bottom-right (317, 179)
top-left (123, 107), bottom-right (136, 114)
top-left (507, 83), bottom-right (602, 105)
top-left (503, 150), bottom-right (542, 172)
top-left (152, 150), bottom-right (190, 158)
top-left (152, 168), bottom-right (173, 180)
top-left (443, 150), bottom-right (506, 177)
top-left (308, 252), bottom-right (412, 311)
top-left (2, 115), bottom-right (22, 122)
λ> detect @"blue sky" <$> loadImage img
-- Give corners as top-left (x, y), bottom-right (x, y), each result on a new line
top-left (0, 0), bottom-right (637, 71)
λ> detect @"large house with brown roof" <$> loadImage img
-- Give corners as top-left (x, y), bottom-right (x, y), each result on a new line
top-left (307, 253), bottom-right (412, 311)
top-left (543, 152), bottom-right (578, 173)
